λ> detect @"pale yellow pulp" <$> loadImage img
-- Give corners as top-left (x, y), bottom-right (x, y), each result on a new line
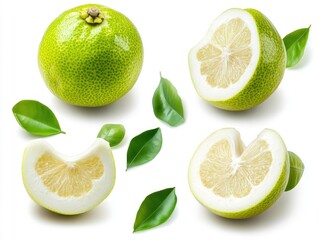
top-left (35, 153), bottom-right (104, 197)
top-left (200, 139), bottom-right (272, 198)
top-left (196, 18), bottom-right (252, 88)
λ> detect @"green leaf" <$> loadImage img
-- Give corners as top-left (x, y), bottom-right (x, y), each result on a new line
top-left (97, 124), bottom-right (125, 147)
top-left (152, 74), bottom-right (185, 126)
top-left (285, 151), bottom-right (305, 191)
top-left (283, 25), bottom-right (311, 68)
top-left (12, 100), bottom-right (65, 136)
top-left (133, 187), bottom-right (177, 232)
top-left (127, 127), bottom-right (162, 169)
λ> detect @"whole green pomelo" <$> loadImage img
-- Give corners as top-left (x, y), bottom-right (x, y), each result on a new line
top-left (38, 4), bottom-right (143, 107)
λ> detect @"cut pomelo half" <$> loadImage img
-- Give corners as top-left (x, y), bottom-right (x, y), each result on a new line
top-left (188, 128), bottom-right (289, 219)
top-left (189, 8), bottom-right (286, 111)
top-left (22, 138), bottom-right (116, 215)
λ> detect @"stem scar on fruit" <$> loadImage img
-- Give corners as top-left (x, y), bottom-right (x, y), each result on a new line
top-left (80, 7), bottom-right (105, 24)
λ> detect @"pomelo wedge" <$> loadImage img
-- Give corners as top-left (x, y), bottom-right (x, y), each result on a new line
top-left (22, 138), bottom-right (116, 215)
top-left (188, 128), bottom-right (289, 219)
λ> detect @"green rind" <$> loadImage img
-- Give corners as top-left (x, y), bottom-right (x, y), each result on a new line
top-left (206, 9), bottom-right (286, 111)
top-left (38, 4), bottom-right (143, 107)
top-left (203, 151), bottom-right (289, 219)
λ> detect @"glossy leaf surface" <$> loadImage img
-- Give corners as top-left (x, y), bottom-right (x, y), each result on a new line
top-left (152, 74), bottom-right (184, 126)
top-left (133, 187), bottom-right (177, 232)
top-left (127, 128), bottom-right (162, 169)
top-left (97, 124), bottom-right (125, 147)
top-left (12, 100), bottom-right (65, 136)
top-left (285, 151), bottom-right (305, 191)
top-left (284, 26), bottom-right (310, 67)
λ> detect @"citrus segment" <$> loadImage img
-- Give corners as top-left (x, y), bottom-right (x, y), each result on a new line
top-left (197, 18), bottom-right (252, 88)
top-left (200, 139), bottom-right (272, 199)
top-left (35, 154), bottom-right (104, 197)
top-left (189, 8), bottom-right (286, 110)
top-left (188, 128), bottom-right (289, 219)
top-left (22, 139), bottom-right (116, 215)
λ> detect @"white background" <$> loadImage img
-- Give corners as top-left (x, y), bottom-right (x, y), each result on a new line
top-left (0, 0), bottom-right (317, 239)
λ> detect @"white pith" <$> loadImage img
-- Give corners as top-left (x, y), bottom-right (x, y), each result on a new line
top-left (22, 138), bottom-right (116, 215)
top-left (188, 128), bottom-right (287, 213)
top-left (189, 9), bottom-right (260, 101)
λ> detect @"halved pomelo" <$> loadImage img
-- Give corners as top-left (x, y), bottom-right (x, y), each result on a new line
top-left (189, 8), bottom-right (286, 111)
top-left (22, 138), bottom-right (116, 215)
top-left (188, 128), bottom-right (289, 219)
